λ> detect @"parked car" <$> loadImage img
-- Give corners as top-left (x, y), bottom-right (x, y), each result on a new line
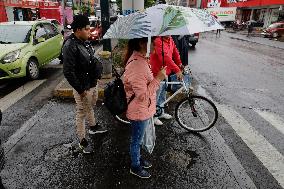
top-left (0, 21), bottom-right (64, 80)
top-left (188, 33), bottom-right (199, 48)
top-left (0, 110), bottom-right (5, 188)
top-left (261, 22), bottom-right (284, 38)
top-left (89, 18), bottom-right (102, 44)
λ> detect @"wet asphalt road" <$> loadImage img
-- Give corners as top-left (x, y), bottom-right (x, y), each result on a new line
top-left (0, 34), bottom-right (284, 189)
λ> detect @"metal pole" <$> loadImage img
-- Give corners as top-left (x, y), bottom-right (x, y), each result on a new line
top-left (162, 36), bottom-right (164, 66)
top-left (71, 0), bottom-right (74, 15)
top-left (62, 0), bottom-right (65, 27)
top-left (101, 0), bottom-right (111, 51)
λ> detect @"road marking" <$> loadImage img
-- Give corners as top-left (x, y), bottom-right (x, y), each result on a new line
top-left (218, 104), bottom-right (284, 187)
top-left (254, 109), bottom-right (284, 135)
top-left (204, 128), bottom-right (257, 189)
top-left (3, 102), bottom-right (51, 154)
top-left (0, 80), bottom-right (46, 112)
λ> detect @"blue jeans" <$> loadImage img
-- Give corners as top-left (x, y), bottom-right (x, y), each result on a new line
top-left (130, 119), bottom-right (150, 168)
top-left (156, 80), bottom-right (167, 114)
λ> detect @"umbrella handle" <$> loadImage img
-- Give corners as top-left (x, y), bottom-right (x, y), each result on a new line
top-left (162, 36), bottom-right (164, 67)
top-left (146, 35), bottom-right (151, 58)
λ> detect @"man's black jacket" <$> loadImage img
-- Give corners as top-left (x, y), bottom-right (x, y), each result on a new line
top-left (63, 34), bottom-right (102, 94)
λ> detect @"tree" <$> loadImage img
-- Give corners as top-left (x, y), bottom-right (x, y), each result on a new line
top-left (116, 0), bottom-right (156, 14)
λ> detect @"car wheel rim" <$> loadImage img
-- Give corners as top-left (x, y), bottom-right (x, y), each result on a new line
top-left (273, 33), bottom-right (278, 38)
top-left (29, 61), bottom-right (38, 78)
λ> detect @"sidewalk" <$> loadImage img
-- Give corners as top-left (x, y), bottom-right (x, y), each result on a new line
top-left (54, 40), bottom-right (118, 100)
top-left (224, 30), bottom-right (284, 50)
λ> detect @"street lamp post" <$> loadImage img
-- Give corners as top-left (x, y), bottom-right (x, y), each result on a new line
top-left (100, 0), bottom-right (111, 51)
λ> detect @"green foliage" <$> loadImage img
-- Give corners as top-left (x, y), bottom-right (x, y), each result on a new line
top-left (144, 0), bottom-right (155, 8)
top-left (112, 39), bottom-right (128, 68)
top-left (159, 6), bottom-right (188, 34)
top-left (116, 0), bottom-right (156, 13)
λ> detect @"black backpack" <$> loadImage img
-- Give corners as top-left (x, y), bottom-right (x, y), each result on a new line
top-left (104, 60), bottom-right (135, 115)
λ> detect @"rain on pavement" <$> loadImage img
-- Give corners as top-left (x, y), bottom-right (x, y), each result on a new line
top-left (0, 32), bottom-right (284, 189)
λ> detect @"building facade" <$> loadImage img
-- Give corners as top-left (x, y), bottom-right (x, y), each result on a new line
top-left (0, 0), bottom-right (62, 23)
top-left (202, 0), bottom-right (284, 27)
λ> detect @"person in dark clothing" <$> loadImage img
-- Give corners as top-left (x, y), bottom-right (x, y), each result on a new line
top-left (247, 21), bottom-right (253, 37)
top-left (63, 14), bottom-right (107, 154)
top-left (172, 35), bottom-right (189, 66)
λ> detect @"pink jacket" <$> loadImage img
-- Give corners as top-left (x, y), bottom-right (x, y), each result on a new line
top-left (150, 36), bottom-right (182, 77)
top-left (123, 51), bottom-right (160, 121)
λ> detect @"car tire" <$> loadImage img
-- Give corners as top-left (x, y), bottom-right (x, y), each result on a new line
top-left (190, 42), bottom-right (196, 48)
top-left (272, 32), bottom-right (279, 38)
top-left (26, 59), bottom-right (39, 80)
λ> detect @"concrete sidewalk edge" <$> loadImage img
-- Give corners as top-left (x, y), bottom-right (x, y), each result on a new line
top-left (224, 31), bottom-right (284, 50)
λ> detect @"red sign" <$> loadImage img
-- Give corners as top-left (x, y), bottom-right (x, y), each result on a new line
top-left (3, 0), bottom-right (59, 8)
top-left (225, 0), bottom-right (284, 7)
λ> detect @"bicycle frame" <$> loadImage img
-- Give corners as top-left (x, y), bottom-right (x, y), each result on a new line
top-left (159, 79), bottom-right (190, 108)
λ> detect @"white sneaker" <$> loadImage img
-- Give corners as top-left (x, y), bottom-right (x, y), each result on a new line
top-left (154, 118), bottom-right (163, 126)
top-left (159, 113), bottom-right (173, 120)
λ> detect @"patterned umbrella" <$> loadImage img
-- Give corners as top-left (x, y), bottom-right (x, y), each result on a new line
top-left (103, 4), bottom-right (224, 39)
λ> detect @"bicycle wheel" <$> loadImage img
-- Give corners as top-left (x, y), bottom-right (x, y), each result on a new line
top-left (175, 95), bottom-right (218, 132)
top-left (114, 112), bottom-right (131, 125)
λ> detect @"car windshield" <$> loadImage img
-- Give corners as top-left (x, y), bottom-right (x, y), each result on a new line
top-left (0, 25), bottom-right (32, 44)
top-left (268, 23), bottom-right (281, 29)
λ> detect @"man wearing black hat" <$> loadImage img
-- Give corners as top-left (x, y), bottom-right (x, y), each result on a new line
top-left (63, 14), bottom-right (107, 154)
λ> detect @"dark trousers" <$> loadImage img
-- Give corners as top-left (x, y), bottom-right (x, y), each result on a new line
top-left (0, 177), bottom-right (4, 189)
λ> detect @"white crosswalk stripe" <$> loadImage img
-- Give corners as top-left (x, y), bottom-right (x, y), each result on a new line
top-left (217, 104), bottom-right (284, 187)
top-left (0, 80), bottom-right (46, 111)
top-left (254, 109), bottom-right (284, 135)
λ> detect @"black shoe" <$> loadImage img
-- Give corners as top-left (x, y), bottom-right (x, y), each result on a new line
top-left (141, 159), bottom-right (152, 169)
top-left (89, 123), bottom-right (108, 134)
top-left (78, 138), bottom-right (93, 154)
top-left (130, 166), bottom-right (151, 179)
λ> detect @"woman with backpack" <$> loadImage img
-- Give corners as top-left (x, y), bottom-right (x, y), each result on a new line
top-left (123, 38), bottom-right (167, 179)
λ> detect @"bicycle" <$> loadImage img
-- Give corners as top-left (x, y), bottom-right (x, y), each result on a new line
top-left (114, 67), bottom-right (218, 132)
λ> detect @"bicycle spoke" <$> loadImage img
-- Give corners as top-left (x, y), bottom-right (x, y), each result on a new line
top-left (175, 96), bottom-right (218, 132)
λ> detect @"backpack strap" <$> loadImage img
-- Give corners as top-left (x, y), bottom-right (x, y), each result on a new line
top-left (128, 94), bottom-right (135, 105)
top-left (125, 59), bottom-right (137, 105)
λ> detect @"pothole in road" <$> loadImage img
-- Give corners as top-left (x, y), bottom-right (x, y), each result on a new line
top-left (44, 143), bottom-right (74, 162)
top-left (162, 150), bottom-right (195, 170)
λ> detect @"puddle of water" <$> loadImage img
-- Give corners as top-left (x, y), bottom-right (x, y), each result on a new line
top-left (185, 150), bottom-right (199, 169)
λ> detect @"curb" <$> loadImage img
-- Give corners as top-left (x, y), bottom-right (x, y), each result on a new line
top-left (229, 36), bottom-right (284, 50)
top-left (53, 79), bottom-right (73, 98)
top-left (53, 79), bottom-right (106, 100)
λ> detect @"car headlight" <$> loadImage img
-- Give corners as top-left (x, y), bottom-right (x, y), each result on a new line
top-left (2, 50), bottom-right (21, 63)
